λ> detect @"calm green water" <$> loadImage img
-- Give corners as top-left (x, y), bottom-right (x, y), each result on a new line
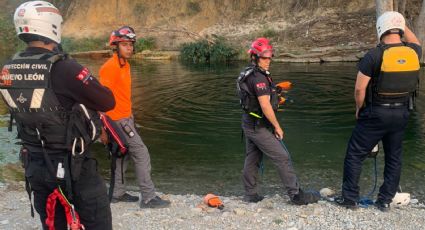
top-left (1, 54), bottom-right (424, 200)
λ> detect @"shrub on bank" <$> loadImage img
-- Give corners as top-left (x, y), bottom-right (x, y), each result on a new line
top-left (0, 15), bottom-right (25, 52)
top-left (134, 37), bottom-right (156, 51)
top-left (62, 37), bottom-right (156, 53)
top-left (61, 37), bottom-right (107, 52)
top-left (0, 15), bottom-right (106, 53)
top-left (180, 37), bottom-right (239, 63)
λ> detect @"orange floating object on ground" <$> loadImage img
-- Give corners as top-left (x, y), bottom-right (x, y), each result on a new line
top-left (276, 81), bottom-right (292, 90)
top-left (203, 194), bottom-right (224, 209)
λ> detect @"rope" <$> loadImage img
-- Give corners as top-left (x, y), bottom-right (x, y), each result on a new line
top-left (358, 157), bottom-right (378, 207)
top-left (45, 186), bottom-right (84, 230)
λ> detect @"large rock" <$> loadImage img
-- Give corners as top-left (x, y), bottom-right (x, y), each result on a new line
top-left (133, 50), bottom-right (180, 60)
top-left (321, 55), bottom-right (359, 62)
top-left (320, 188), bottom-right (335, 197)
top-left (274, 58), bottom-right (321, 63)
top-left (233, 208), bottom-right (247, 216)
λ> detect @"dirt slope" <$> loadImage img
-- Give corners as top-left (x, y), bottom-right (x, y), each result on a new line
top-left (1, 0), bottom-right (422, 54)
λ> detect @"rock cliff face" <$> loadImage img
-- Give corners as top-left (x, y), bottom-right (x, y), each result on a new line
top-left (60, 0), bottom-right (377, 51)
top-left (1, 0), bottom-right (422, 54)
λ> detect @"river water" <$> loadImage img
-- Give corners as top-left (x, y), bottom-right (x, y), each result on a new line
top-left (1, 55), bottom-right (424, 199)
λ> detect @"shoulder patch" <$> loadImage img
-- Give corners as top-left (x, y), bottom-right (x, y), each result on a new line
top-left (75, 67), bottom-right (92, 85)
top-left (256, 82), bottom-right (267, 90)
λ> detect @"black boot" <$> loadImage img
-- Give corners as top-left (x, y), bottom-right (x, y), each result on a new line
top-left (291, 189), bottom-right (320, 205)
top-left (335, 196), bottom-right (358, 210)
top-left (111, 193), bottom-right (139, 203)
top-left (140, 196), bottom-right (171, 209)
top-left (375, 199), bottom-right (390, 212)
top-left (243, 194), bottom-right (264, 203)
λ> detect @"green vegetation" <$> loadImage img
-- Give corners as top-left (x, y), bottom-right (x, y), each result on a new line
top-left (0, 15), bottom-right (25, 52)
top-left (133, 2), bottom-right (146, 15)
top-left (43, 36), bottom-right (156, 53)
top-left (134, 37), bottom-right (156, 51)
top-left (273, 219), bottom-right (284, 225)
top-left (0, 13), bottom-right (108, 53)
top-left (180, 37), bottom-right (239, 63)
top-left (259, 27), bottom-right (278, 38)
top-left (61, 37), bottom-right (107, 53)
top-left (0, 163), bottom-right (24, 182)
top-left (187, 1), bottom-right (202, 15)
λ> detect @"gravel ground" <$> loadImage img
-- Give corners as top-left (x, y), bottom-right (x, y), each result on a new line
top-left (1, 181), bottom-right (425, 230)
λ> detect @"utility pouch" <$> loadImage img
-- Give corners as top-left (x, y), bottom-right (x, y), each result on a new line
top-left (70, 154), bottom-right (85, 181)
top-left (121, 122), bottom-right (135, 138)
top-left (19, 147), bottom-right (29, 169)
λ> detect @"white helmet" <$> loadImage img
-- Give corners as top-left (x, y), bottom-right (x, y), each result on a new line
top-left (376, 11), bottom-right (405, 40)
top-left (14, 1), bottom-right (63, 44)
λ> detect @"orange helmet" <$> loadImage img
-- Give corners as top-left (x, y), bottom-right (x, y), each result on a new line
top-left (248, 37), bottom-right (274, 58)
top-left (109, 26), bottom-right (136, 46)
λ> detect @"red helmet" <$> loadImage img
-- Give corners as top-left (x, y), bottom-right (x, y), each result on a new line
top-left (109, 26), bottom-right (136, 46)
top-left (248, 37), bottom-right (274, 58)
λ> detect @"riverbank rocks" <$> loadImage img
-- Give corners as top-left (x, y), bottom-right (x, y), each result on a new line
top-left (70, 50), bottom-right (180, 60)
top-left (321, 55), bottom-right (359, 62)
top-left (1, 186), bottom-right (425, 229)
top-left (133, 50), bottom-right (180, 60)
top-left (320, 188), bottom-right (335, 197)
top-left (274, 58), bottom-right (322, 63)
top-left (233, 208), bottom-right (248, 216)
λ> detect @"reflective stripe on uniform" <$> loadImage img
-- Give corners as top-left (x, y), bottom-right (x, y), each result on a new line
top-left (0, 89), bottom-right (18, 108)
top-left (30, 89), bottom-right (45, 108)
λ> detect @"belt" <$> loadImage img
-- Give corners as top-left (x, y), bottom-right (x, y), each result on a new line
top-left (374, 103), bottom-right (406, 107)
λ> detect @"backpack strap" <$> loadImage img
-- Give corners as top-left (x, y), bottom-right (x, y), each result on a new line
top-left (366, 44), bottom-right (388, 106)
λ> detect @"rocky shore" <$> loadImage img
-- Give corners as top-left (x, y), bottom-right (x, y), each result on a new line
top-left (70, 50), bottom-right (180, 60)
top-left (1, 181), bottom-right (424, 230)
top-left (69, 42), bottom-right (371, 63)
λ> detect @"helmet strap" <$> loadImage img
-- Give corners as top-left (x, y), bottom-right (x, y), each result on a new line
top-left (251, 54), bottom-right (259, 66)
top-left (116, 45), bottom-right (126, 68)
top-left (382, 29), bottom-right (404, 39)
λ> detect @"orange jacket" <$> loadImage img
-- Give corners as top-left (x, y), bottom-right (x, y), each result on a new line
top-left (99, 53), bottom-right (132, 120)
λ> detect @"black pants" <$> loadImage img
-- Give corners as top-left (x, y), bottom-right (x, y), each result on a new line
top-left (26, 152), bottom-right (112, 230)
top-left (342, 105), bottom-right (409, 203)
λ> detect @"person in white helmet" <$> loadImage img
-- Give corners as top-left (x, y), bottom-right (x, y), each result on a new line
top-left (0, 1), bottom-right (114, 229)
top-left (336, 11), bottom-right (421, 212)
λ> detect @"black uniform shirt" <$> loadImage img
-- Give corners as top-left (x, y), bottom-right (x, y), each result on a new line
top-left (21, 47), bottom-right (115, 112)
top-left (358, 42), bottom-right (422, 104)
top-left (242, 67), bottom-right (272, 127)
top-left (246, 70), bottom-right (271, 98)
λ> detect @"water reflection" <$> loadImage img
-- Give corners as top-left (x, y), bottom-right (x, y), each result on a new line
top-left (0, 55), bottom-right (424, 199)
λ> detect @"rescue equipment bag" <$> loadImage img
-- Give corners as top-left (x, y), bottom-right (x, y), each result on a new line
top-left (100, 113), bottom-right (129, 201)
top-left (100, 113), bottom-right (128, 158)
top-left (236, 66), bottom-right (256, 113)
top-left (376, 45), bottom-right (420, 97)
